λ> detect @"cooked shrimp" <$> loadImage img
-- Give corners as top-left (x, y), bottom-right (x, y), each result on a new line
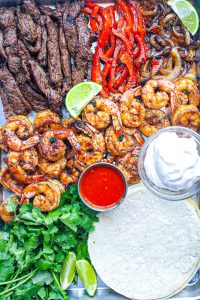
top-left (120, 88), bottom-right (146, 127)
top-left (34, 109), bottom-right (62, 133)
top-left (73, 120), bottom-right (106, 166)
top-left (0, 126), bottom-right (8, 152)
top-left (3, 115), bottom-right (39, 151)
top-left (6, 150), bottom-right (45, 184)
top-left (38, 156), bottom-right (67, 178)
top-left (116, 148), bottom-right (141, 184)
top-left (63, 117), bottom-right (81, 133)
top-left (6, 147), bottom-right (38, 172)
top-left (82, 98), bottom-right (122, 131)
top-left (139, 109), bottom-right (170, 137)
top-left (0, 197), bottom-right (19, 223)
top-left (0, 168), bottom-right (25, 195)
top-left (38, 130), bottom-right (66, 161)
top-left (101, 152), bottom-right (116, 163)
top-left (105, 126), bottom-right (143, 156)
top-left (59, 151), bottom-right (85, 186)
top-left (142, 79), bottom-right (175, 109)
top-left (172, 104), bottom-right (200, 131)
top-left (173, 78), bottom-right (199, 107)
top-left (20, 180), bottom-right (64, 212)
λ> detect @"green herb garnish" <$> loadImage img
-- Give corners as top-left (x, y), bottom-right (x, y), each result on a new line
top-left (0, 186), bottom-right (98, 299)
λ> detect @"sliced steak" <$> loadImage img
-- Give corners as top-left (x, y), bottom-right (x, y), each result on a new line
top-left (24, 25), bottom-right (42, 54)
top-left (29, 60), bottom-right (62, 114)
top-left (57, 0), bottom-right (85, 18)
top-left (17, 11), bottom-right (37, 43)
top-left (3, 26), bottom-right (17, 48)
top-left (0, 66), bottom-right (31, 114)
top-left (72, 14), bottom-right (92, 85)
top-left (19, 82), bottom-right (49, 111)
top-left (37, 20), bottom-right (48, 68)
top-left (59, 24), bottom-right (71, 93)
top-left (21, 0), bottom-right (41, 23)
top-left (0, 30), bottom-right (7, 62)
top-left (0, 83), bottom-right (15, 118)
top-left (63, 14), bottom-right (78, 58)
top-left (39, 5), bottom-right (62, 19)
top-left (0, 8), bottom-right (15, 29)
top-left (46, 16), bottom-right (63, 88)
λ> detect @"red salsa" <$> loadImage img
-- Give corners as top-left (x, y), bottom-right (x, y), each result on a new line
top-left (79, 164), bottom-right (126, 209)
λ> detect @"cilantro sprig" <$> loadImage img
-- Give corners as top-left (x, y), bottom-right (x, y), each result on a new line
top-left (0, 185), bottom-right (98, 300)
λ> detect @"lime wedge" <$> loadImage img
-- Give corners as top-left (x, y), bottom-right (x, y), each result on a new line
top-left (168, 0), bottom-right (199, 35)
top-left (76, 260), bottom-right (97, 296)
top-left (60, 252), bottom-right (76, 290)
top-left (65, 82), bottom-right (102, 118)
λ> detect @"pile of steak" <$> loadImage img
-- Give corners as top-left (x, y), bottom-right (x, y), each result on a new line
top-left (0, 0), bottom-right (93, 117)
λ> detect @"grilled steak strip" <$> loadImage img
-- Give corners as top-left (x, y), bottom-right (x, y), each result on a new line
top-left (21, 0), bottom-right (41, 23)
top-left (24, 25), bottom-right (42, 54)
top-left (0, 8), bottom-right (15, 29)
top-left (39, 5), bottom-right (62, 19)
top-left (63, 14), bottom-right (78, 58)
top-left (0, 66), bottom-right (31, 114)
top-left (19, 82), bottom-right (48, 112)
top-left (37, 16), bottom-right (47, 68)
top-left (29, 60), bottom-right (62, 114)
top-left (72, 14), bottom-right (92, 85)
top-left (46, 16), bottom-right (63, 88)
top-left (59, 24), bottom-right (71, 93)
top-left (0, 83), bottom-right (15, 118)
top-left (17, 10), bottom-right (37, 43)
top-left (0, 31), bottom-right (7, 62)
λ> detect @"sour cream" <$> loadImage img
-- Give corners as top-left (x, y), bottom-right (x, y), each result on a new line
top-left (144, 132), bottom-right (200, 191)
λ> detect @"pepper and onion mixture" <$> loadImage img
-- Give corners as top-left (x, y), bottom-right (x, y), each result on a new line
top-left (83, 0), bottom-right (148, 96)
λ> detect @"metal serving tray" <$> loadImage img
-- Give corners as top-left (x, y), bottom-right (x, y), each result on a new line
top-left (0, 0), bottom-right (200, 298)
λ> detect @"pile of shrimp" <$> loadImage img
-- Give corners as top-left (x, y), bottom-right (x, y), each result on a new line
top-left (0, 77), bottom-right (199, 220)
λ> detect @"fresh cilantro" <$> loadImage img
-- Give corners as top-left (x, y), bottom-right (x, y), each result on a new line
top-left (0, 185), bottom-right (98, 299)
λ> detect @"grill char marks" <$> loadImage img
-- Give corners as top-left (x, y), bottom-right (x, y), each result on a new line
top-left (17, 10), bottom-right (37, 43)
top-left (59, 24), bottom-right (71, 93)
top-left (0, 66), bottom-right (31, 115)
top-left (72, 14), bottom-right (92, 85)
top-left (29, 60), bottom-right (62, 114)
top-left (0, 30), bottom-right (7, 62)
top-left (0, 0), bottom-right (94, 119)
top-left (46, 16), bottom-right (63, 88)
top-left (37, 17), bottom-right (48, 68)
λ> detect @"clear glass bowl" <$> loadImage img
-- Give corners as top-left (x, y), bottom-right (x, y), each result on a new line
top-left (138, 126), bottom-right (200, 201)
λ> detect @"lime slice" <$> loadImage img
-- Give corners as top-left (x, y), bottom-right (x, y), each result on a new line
top-left (60, 252), bottom-right (76, 290)
top-left (168, 0), bottom-right (199, 35)
top-left (65, 81), bottom-right (102, 118)
top-left (76, 259), bottom-right (97, 296)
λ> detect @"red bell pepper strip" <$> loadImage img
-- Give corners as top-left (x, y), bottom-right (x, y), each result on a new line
top-left (116, 0), bottom-right (133, 37)
top-left (120, 52), bottom-right (138, 88)
top-left (134, 33), bottom-right (147, 68)
top-left (112, 28), bottom-right (133, 55)
top-left (115, 67), bottom-right (129, 89)
top-left (100, 62), bottom-right (111, 97)
top-left (105, 33), bottom-right (116, 59)
top-left (85, 2), bottom-right (99, 8)
top-left (90, 6), bottom-right (100, 33)
top-left (127, 3), bottom-right (138, 34)
top-left (108, 42), bottom-right (122, 93)
top-left (152, 60), bottom-right (159, 67)
top-left (92, 46), bottom-right (102, 84)
top-left (134, 6), bottom-right (146, 39)
top-left (98, 7), bottom-right (112, 50)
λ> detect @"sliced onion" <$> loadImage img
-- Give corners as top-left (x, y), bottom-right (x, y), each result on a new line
top-left (149, 35), bottom-right (162, 50)
top-left (162, 13), bottom-right (176, 23)
top-left (184, 62), bottom-right (197, 82)
top-left (151, 59), bottom-right (163, 77)
top-left (160, 57), bottom-right (173, 75)
top-left (155, 47), bottom-right (182, 81)
top-left (185, 29), bottom-right (191, 46)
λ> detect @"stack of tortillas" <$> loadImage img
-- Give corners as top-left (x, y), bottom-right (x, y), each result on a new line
top-left (88, 184), bottom-right (200, 300)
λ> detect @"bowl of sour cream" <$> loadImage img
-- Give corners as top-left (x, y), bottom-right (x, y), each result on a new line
top-left (138, 126), bottom-right (200, 200)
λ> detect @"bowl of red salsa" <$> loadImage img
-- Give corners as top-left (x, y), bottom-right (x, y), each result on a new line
top-left (78, 162), bottom-right (128, 212)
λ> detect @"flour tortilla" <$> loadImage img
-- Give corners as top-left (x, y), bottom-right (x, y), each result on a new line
top-left (88, 184), bottom-right (200, 300)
